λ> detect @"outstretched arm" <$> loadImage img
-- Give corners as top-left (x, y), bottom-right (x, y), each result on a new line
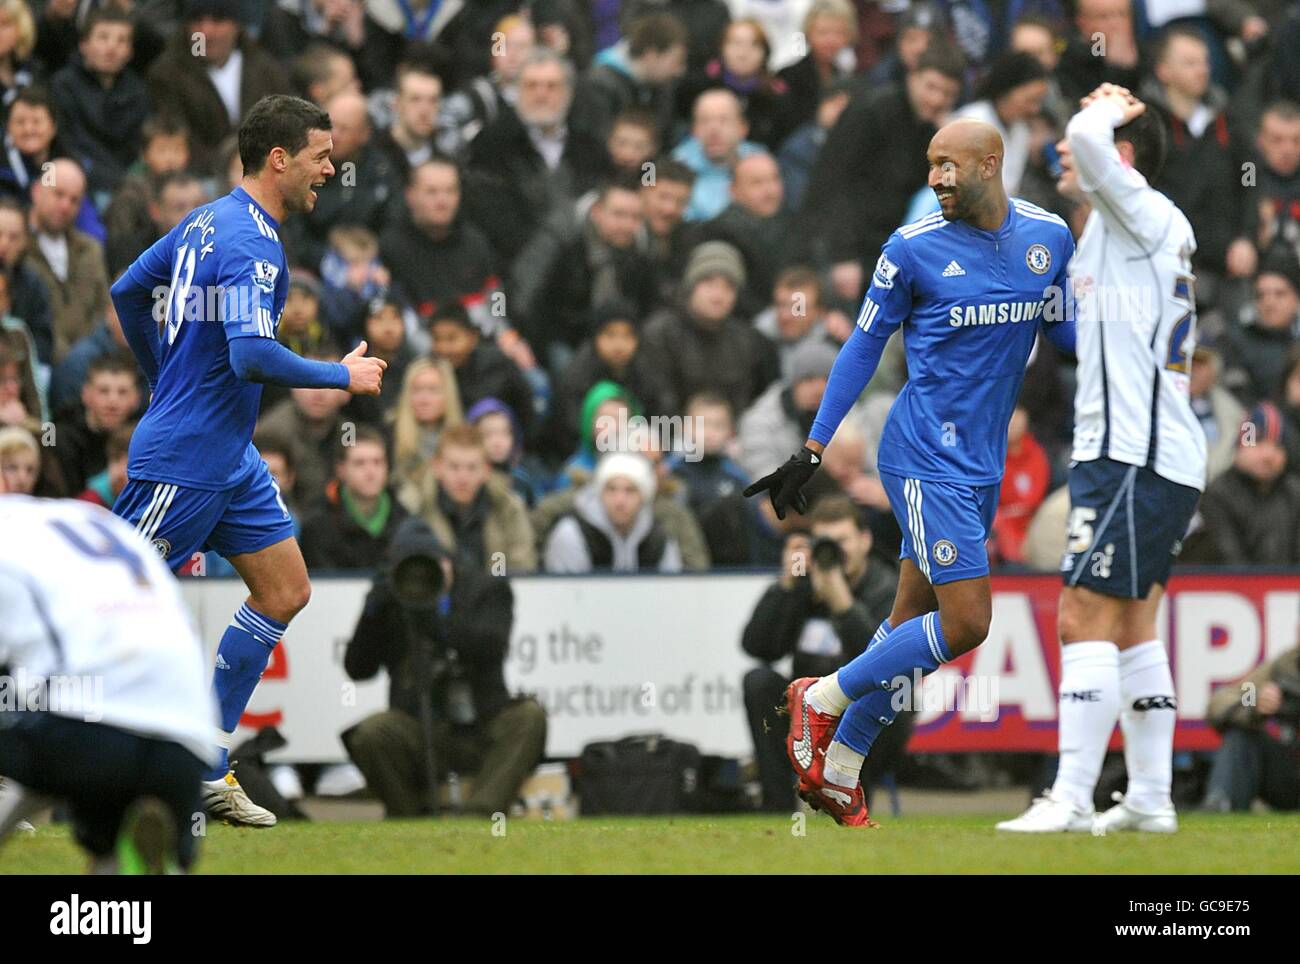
top-left (808, 322), bottom-right (891, 450)
top-left (227, 336), bottom-right (349, 388)
top-left (219, 237), bottom-right (385, 393)
top-left (744, 237), bottom-right (909, 519)
top-left (807, 239), bottom-right (911, 450)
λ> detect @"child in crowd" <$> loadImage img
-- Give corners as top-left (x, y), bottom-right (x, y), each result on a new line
top-left (467, 396), bottom-right (545, 506)
top-left (0, 423), bottom-right (39, 494)
top-left (318, 224), bottom-right (391, 342)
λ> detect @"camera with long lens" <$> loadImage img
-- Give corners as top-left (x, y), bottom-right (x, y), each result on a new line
top-left (392, 553), bottom-right (444, 610)
top-left (809, 536), bottom-right (845, 571)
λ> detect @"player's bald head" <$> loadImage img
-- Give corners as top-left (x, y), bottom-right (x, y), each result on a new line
top-left (931, 117), bottom-right (1004, 168)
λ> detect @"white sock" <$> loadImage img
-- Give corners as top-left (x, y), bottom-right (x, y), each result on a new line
top-left (1051, 641), bottom-right (1120, 812)
top-left (808, 672), bottom-right (850, 717)
top-left (824, 741), bottom-right (864, 788)
top-left (1118, 639), bottom-right (1176, 811)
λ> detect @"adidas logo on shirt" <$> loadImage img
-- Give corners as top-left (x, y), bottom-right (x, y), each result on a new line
top-left (942, 260), bottom-right (966, 277)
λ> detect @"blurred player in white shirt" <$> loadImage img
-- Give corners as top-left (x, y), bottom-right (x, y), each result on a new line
top-left (999, 84), bottom-right (1206, 834)
top-left (0, 472), bottom-right (218, 872)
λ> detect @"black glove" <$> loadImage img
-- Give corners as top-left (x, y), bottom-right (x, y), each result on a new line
top-left (743, 447), bottom-right (820, 520)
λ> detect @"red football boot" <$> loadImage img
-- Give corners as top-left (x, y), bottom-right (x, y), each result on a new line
top-left (784, 677), bottom-right (840, 789)
top-left (800, 777), bottom-right (880, 828)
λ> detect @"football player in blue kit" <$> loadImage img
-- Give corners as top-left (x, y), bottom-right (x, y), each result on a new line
top-left (746, 118), bottom-right (1077, 826)
top-left (111, 95), bottom-right (386, 826)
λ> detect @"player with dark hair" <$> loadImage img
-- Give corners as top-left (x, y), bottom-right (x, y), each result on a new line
top-left (745, 116), bottom-right (1077, 827)
top-left (998, 84), bottom-right (1202, 834)
top-left (110, 93), bottom-right (386, 826)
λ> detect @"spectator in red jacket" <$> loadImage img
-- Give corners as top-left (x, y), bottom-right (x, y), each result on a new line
top-left (992, 404), bottom-right (1050, 564)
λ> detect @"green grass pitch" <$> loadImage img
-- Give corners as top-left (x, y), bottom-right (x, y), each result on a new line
top-left (6, 812), bottom-right (1300, 874)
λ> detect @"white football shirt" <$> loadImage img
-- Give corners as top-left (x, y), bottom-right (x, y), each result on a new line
top-left (0, 496), bottom-right (217, 763)
top-left (1066, 99), bottom-right (1208, 491)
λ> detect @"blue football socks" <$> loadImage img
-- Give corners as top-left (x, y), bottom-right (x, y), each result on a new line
top-left (204, 603), bottom-right (286, 781)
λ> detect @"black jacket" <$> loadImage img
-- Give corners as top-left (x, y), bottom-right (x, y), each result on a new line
top-left (8, 263), bottom-right (52, 366)
top-left (452, 342), bottom-right (537, 445)
top-left (1144, 83), bottom-right (1245, 272)
top-left (379, 210), bottom-right (501, 327)
top-left (573, 61), bottom-right (676, 145)
top-left (549, 337), bottom-right (675, 455)
top-left (1055, 36), bottom-right (1146, 107)
top-left (462, 109), bottom-right (608, 262)
top-left (51, 409), bottom-right (108, 494)
top-left (742, 559), bottom-right (898, 680)
top-left (261, 1), bottom-right (406, 92)
top-left (789, 83), bottom-right (935, 274)
top-left (1191, 467), bottom-right (1300, 565)
top-left (344, 520), bottom-right (514, 724)
top-left (774, 53), bottom-right (849, 149)
top-left (49, 56), bottom-right (153, 196)
top-left (299, 487), bottom-right (410, 572)
top-left (641, 305), bottom-right (780, 418)
top-left (509, 218), bottom-right (660, 354)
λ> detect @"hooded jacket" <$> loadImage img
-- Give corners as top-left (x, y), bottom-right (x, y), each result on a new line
top-left (344, 517), bottom-right (513, 724)
top-left (543, 478), bottom-right (683, 572)
top-left (531, 467), bottom-right (711, 569)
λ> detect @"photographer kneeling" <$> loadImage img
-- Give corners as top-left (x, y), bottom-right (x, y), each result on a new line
top-left (741, 496), bottom-right (904, 811)
top-left (342, 518), bottom-right (547, 817)
top-left (1203, 643), bottom-right (1300, 812)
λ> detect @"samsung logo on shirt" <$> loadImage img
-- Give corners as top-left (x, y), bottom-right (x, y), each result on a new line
top-left (948, 301), bottom-right (1044, 327)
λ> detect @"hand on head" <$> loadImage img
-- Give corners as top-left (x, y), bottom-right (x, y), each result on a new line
top-left (1081, 83), bottom-right (1146, 124)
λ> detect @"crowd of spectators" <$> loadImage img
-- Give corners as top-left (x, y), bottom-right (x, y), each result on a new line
top-left (1, 0), bottom-right (1299, 579)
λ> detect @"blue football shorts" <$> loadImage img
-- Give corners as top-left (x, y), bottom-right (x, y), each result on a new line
top-left (112, 458), bottom-right (295, 572)
top-left (879, 471), bottom-right (1000, 585)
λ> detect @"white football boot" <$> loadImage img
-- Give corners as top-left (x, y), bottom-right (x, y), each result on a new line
top-left (201, 769), bottom-right (277, 827)
top-left (996, 791), bottom-right (1095, 833)
top-left (1092, 792), bottom-right (1178, 834)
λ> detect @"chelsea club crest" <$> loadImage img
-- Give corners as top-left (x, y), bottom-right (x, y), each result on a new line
top-left (1026, 244), bottom-right (1051, 274)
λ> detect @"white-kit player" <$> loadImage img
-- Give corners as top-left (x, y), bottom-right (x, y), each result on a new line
top-left (999, 83), bottom-right (1206, 834)
top-left (0, 482), bottom-right (218, 872)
